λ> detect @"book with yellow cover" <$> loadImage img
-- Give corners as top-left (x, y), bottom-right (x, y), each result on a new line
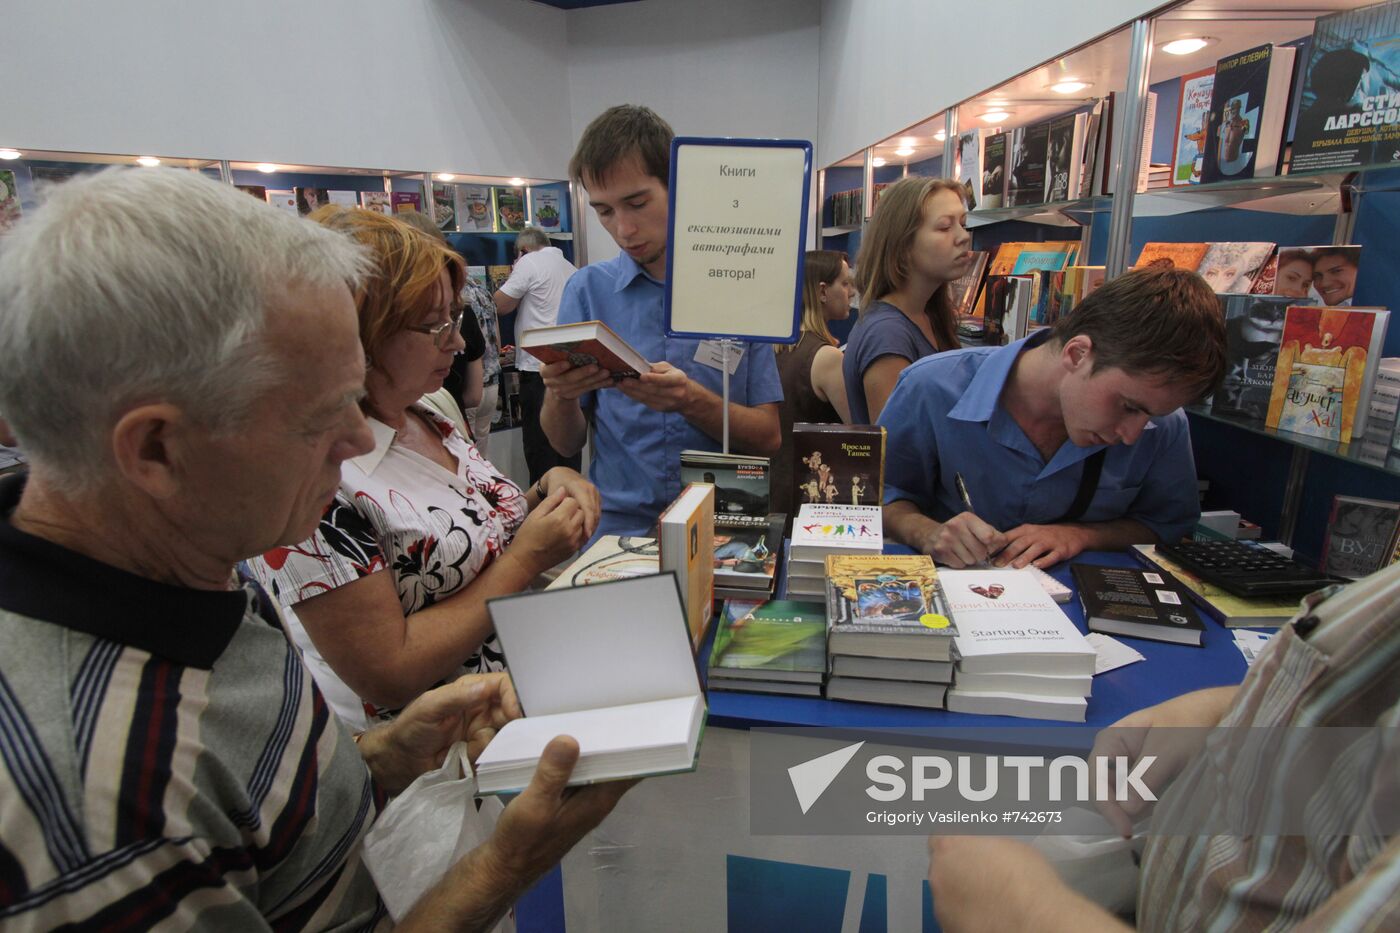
top-left (659, 483), bottom-right (716, 649)
top-left (1132, 242), bottom-right (1209, 271)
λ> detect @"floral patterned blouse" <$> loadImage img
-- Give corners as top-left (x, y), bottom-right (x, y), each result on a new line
top-left (249, 402), bottom-right (527, 729)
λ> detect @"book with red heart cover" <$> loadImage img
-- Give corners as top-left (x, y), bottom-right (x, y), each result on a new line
top-left (939, 568), bottom-right (1095, 676)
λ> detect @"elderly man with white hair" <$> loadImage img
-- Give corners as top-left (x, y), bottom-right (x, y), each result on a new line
top-left (0, 168), bottom-right (628, 929)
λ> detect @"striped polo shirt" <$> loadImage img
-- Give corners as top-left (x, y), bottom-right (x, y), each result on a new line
top-left (1138, 561), bottom-right (1400, 930)
top-left (0, 476), bottom-right (389, 929)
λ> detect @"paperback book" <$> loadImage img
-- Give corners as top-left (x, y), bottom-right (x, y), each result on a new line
top-left (658, 483), bottom-right (715, 648)
top-left (432, 183), bottom-right (457, 230)
top-left (791, 423), bottom-right (885, 510)
top-left (956, 129), bottom-right (981, 209)
top-left (0, 170), bottom-right (21, 233)
top-left (947, 250), bottom-right (989, 318)
top-left (1132, 544), bottom-right (1300, 627)
top-left (359, 191), bottom-right (393, 214)
top-left (826, 677), bottom-right (947, 709)
top-left (825, 554), bottom-right (951, 661)
top-left (1197, 242), bottom-right (1276, 293)
top-left (941, 568), bottom-right (1096, 676)
top-left (1044, 113), bottom-right (1085, 202)
top-left (680, 450), bottom-right (781, 592)
top-left (1007, 122), bottom-right (1050, 206)
top-left (391, 192), bottom-right (422, 214)
top-left (456, 184), bottom-right (494, 231)
top-left (519, 320), bottom-right (652, 378)
top-left (1201, 43), bottom-right (1297, 183)
top-left (493, 186), bottom-right (526, 232)
top-left (1322, 495), bottom-right (1400, 579)
top-left (533, 188), bottom-right (563, 229)
top-left (294, 187), bottom-right (330, 215)
top-left (546, 534), bottom-right (659, 590)
top-left (1265, 305), bottom-right (1390, 443)
top-left (1171, 67), bottom-right (1216, 186)
top-left (235, 184), bottom-right (267, 201)
top-left (790, 503), bottom-right (883, 560)
top-left (1071, 563), bottom-right (1205, 646)
top-left (1271, 246), bottom-right (1362, 306)
top-left (266, 189), bottom-right (299, 215)
top-left (1133, 242), bottom-right (1208, 271)
top-left (1213, 294), bottom-right (1312, 423)
top-left (708, 599), bottom-right (828, 689)
top-left (981, 131), bottom-right (1007, 209)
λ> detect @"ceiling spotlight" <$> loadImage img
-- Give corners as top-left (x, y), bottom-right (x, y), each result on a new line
top-left (136, 156), bottom-right (161, 167)
top-left (256, 163), bottom-right (279, 173)
top-left (1161, 37), bottom-right (1215, 55)
top-left (934, 130), bottom-right (947, 142)
top-left (872, 157), bottom-right (886, 167)
top-left (1049, 80), bottom-right (1090, 94)
top-left (895, 147), bottom-right (915, 157)
top-left (898, 137), bottom-right (917, 148)
top-left (980, 110), bottom-right (1011, 123)
top-left (508, 177), bottom-right (524, 186)
top-left (0, 149), bottom-right (19, 160)
top-left (435, 172), bottom-right (455, 181)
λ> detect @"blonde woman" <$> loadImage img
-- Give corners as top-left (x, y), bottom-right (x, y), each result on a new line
top-left (771, 249), bottom-right (854, 517)
top-left (842, 177), bottom-right (972, 422)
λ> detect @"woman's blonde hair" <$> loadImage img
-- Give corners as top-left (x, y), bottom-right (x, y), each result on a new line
top-left (779, 250), bottom-right (848, 353)
top-left (308, 206), bottom-right (464, 364)
top-left (854, 176), bottom-right (966, 351)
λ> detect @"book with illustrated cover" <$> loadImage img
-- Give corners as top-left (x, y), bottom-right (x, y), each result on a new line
top-left (1290, 0), bottom-right (1400, 172)
top-left (1078, 98), bottom-right (1105, 198)
top-left (493, 187), bottom-right (526, 232)
top-left (940, 568), bottom-right (1095, 676)
top-left (1133, 242), bottom-right (1209, 271)
top-left (532, 188), bottom-right (563, 229)
top-left (0, 170), bottom-right (21, 233)
top-left (1197, 242), bottom-right (1276, 293)
top-left (519, 320), bottom-right (652, 378)
top-left (454, 184), bottom-right (494, 231)
top-left (1322, 495), bottom-right (1400, 579)
top-left (708, 599), bottom-right (828, 685)
top-left (1071, 564), bottom-right (1205, 646)
top-left (658, 483), bottom-right (715, 649)
top-left (1270, 245), bottom-right (1363, 306)
top-left (790, 503), bottom-right (883, 561)
top-left (1265, 305), bottom-right (1390, 443)
top-left (680, 451), bottom-right (780, 592)
top-left (294, 187), bottom-right (330, 215)
top-left (432, 183), bottom-right (457, 230)
top-left (487, 264), bottom-right (512, 292)
top-left (982, 274), bottom-right (1033, 345)
top-left (824, 555), bottom-right (950, 660)
top-left (1044, 113), bottom-right (1085, 203)
top-left (359, 191), bottom-right (393, 214)
top-left (1171, 67), bottom-right (1216, 186)
top-left (545, 535), bottom-right (658, 590)
top-left (465, 265), bottom-right (489, 289)
top-left (1007, 122), bottom-right (1051, 206)
top-left (391, 192), bottom-right (422, 214)
top-left (956, 129), bottom-right (981, 209)
top-left (1213, 294), bottom-right (1314, 423)
top-left (947, 250), bottom-right (988, 318)
top-left (981, 131), bottom-right (1007, 209)
top-left (790, 423), bottom-right (885, 510)
top-left (266, 189), bottom-right (299, 215)
top-left (1202, 43), bottom-right (1297, 183)
top-left (1007, 242), bottom-right (1079, 275)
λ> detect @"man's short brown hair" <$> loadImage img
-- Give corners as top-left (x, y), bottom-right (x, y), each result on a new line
top-left (569, 104), bottom-right (675, 190)
top-left (1050, 267), bottom-right (1227, 400)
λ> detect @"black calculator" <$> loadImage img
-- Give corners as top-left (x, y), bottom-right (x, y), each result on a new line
top-left (1156, 539), bottom-right (1346, 599)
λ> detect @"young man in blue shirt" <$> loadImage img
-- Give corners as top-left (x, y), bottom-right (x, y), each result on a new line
top-left (540, 105), bottom-right (783, 537)
top-left (880, 267), bottom-right (1227, 569)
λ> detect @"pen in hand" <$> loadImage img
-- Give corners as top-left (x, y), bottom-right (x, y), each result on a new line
top-left (953, 471), bottom-right (1007, 563)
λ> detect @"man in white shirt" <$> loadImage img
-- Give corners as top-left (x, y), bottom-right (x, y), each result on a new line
top-left (494, 226), bottom-right (581, 483)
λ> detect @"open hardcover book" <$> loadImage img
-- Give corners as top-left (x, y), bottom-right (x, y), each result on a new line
top-left (476, 573), bottom-right (706, 795)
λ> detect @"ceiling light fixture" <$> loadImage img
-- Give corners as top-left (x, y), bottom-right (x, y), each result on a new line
top-left (256, 163), bottom-right (279, 173)
top-left (435, 172), bottom-right (455, 181)
top-left (1161, 36), bottom-right (1215, 55)
top-left (872, 157), bottom-right (886, 167)
top-left (136, 156), bottom-right (161, 167)
top-left (933, 130), bottom-right (947, 142)
top-left (898, 137), bottom-right (918, 148)
top-left (1049, 80), bottom-right (1090, 94)
top-left (0, 149), bottom-right (19, 160)
top-left (980, 110), bottom-right (1011, 123)
top-left (508, 177), bottom-right (524, 186)
top-left (895, 147), bottom-right (915, 157)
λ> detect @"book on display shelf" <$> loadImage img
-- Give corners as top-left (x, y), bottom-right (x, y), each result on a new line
top-left (940, 568), bottom-right (1096, 676)
top-left (1321, 495), bottom-right (1400, 579)
top-left (1270, 246), bottom-right (1363, 306)
top-left (658, 483), bottom-right (716, 649)
top-left (266, 189), bottom-right (299, 214)
top-left (532, 188), bottom-right (563, 230)
top-left (455, 184), bottom-right (494, 231)
top-left (1071, 563), bottom-right (1205, 647)
top-left (1007, 121), bottom-right (1050, 207)
top-left (0, 170), bottom-right (21, 232)
top-left (493, 187), bottom-right (526, 232)
top-left (1171, 67), bottom-right (1216, 186)
top-left (359, 191), bottom-right (393, 214)
top-left (487, 264), bottom-right (512, 292)
top-left (391, 192), bottom-right (421, 214)
top-left (476, 574), bottom-right (705, 795)
top-left (1132, 242), bottom-right (1209, 272)
top-left (707, 677), bottom-right (822, 697)
top-left (1264, 304), bottom-right (1390, 444)
top-left (956, 128), bottom-right (981, 209)
top-left (1211, 294), bottom-right (1315, 424)
top-left (980, 131), bottom-right (1008, 209)
top-left (1196, 242), bottom-right (1276, 294)
top-left (947, 250), bottom-right (989, 318)
top-left (519, 320), bottom-right (652, 378)
top-left (325, 191), bottom-right (357, 209)
top-left (1290, 0), bottom-right (1400, 173)
top-left (1131, 544), bottom-right (1299, 627)
top-left (1044, 112), bottom-right (1086, 203)
top-left (827, 677), bottom-right (947, 709)
top-left (1099, 91), bottom-right (1157, 195)
top-left (707, 599), bottom-right (828, 695)
top-left (235, 184), bottom-right (267, 201)
top-left (1201, 43), bottom-right (1298, 184)
top-left (790, 425), bottom-right (886, 512)
top-left (982, 274), bottom-right (1033, 345)
top-left (431, 183), bottom-right (456, 230)
top-left (293, 187), bottom-right (331, 215)
top-left (1078, 98), bottom-right (1105, 198)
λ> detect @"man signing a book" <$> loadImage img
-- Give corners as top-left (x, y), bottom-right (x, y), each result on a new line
top-left (880, 267), bottom-right (1227, 569)
top-left (538, 105), bottom-right (782, 538)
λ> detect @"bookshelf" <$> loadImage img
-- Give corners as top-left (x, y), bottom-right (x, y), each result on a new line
top-left (816, 0), bottom-right (1400, 561)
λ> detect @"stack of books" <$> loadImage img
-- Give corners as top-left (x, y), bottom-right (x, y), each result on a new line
top-left (823, 555), bottom-right (953, 709)
top-left (680, 450), bottom-right (784, 600)
top-left (786, 503), bottom-right (883, 599)
top-left (941, 568), bottom-right (1096, 722)
top-left (1360, 358), bottom-right (1400, 468)
top-left (707, 599), bottom-right (828, 697)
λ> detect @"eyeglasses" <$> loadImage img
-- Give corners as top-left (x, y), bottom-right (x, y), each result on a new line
top-left (406, 310), bottom-right (465, 350)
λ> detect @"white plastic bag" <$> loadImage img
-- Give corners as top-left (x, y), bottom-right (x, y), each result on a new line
top-left (361, 741), bottom-right (514, 930)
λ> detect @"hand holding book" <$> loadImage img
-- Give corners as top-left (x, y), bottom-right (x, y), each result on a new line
top-left (617, 361), bottom-right (693, 413)
top-left (540, 358), bottom-right (618, 401)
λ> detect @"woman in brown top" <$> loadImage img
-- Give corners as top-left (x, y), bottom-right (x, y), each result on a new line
top-left (772, 250), bottom-right (855, 517)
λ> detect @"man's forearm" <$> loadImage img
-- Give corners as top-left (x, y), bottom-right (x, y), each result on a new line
top-left (540, 389), bottom-right (588, 457)
top-left (1071, 517), bottom-right (1160, 552)
top-left (679, 383), bottom-right (779, 453)
top-left (395, 840), bottom-right (524, 933)
top-left (884, 499), bottom-right (939, 552)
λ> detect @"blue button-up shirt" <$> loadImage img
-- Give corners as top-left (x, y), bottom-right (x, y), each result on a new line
top-left (558, 252), bottom-right (784, 537)
top-left (878, 331), bottom-right (1200, 544)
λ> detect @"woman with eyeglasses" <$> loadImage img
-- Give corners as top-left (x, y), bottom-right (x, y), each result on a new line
top-left (249, 207), bottom-right (597, 730)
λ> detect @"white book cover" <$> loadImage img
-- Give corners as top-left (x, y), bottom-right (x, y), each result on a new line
top-left (792, 503), bottom-right (883, 556)
top-left (941, 569), bottom-right (1095, 676)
